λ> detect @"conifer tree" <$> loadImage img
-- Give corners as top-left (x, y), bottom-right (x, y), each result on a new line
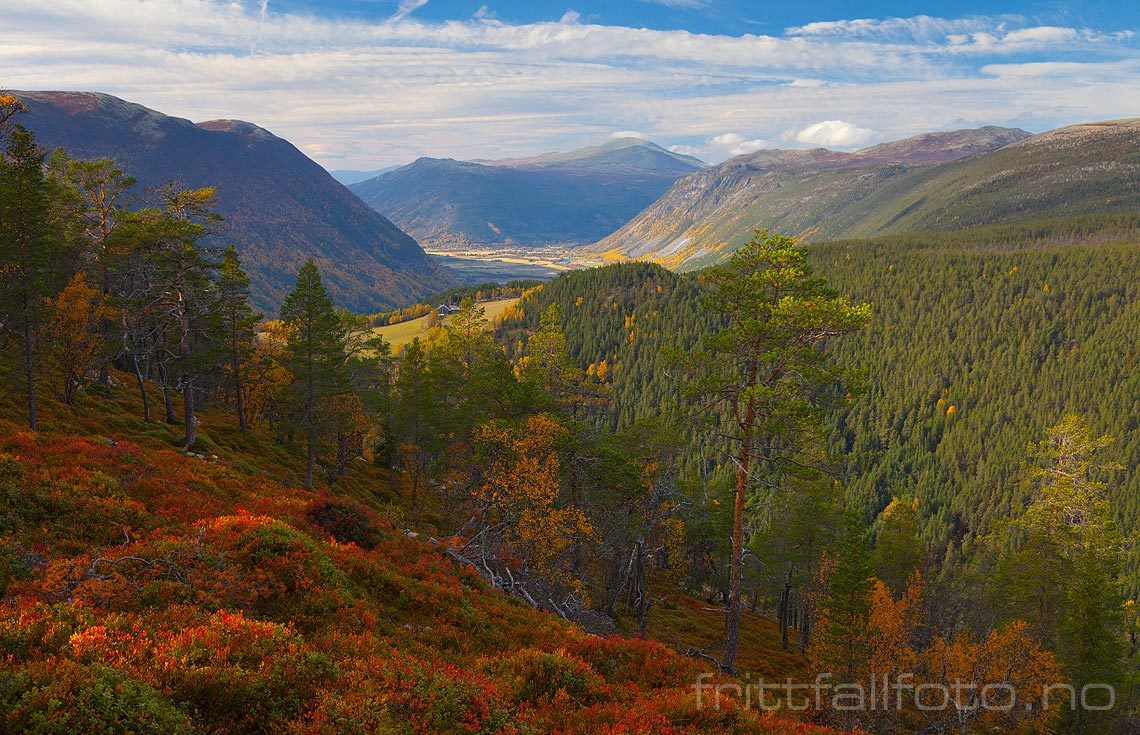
top-left (871, 496), bottom-right (924, 598)
top-left (679, 229), bottom-right (870, 672)
top-left (994, 416), bottom-right (1126, 732)
top-left (216, 245), bottom-right (261, 430)
top-left (0, 126), bottom-right (73, 429)
top-left (281, 259), bottom-right (349, 489)
top-left (811, 513), bottom-right (875, 685)
top-left (47, 152), bottom-right (135, 385)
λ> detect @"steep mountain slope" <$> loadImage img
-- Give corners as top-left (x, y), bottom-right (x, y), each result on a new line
top-left (587, 126), bottom-right (1054, 268)
top-left (837, 119), bottom-right (1140, 237)
top-left (349, 138), bottom-right (704, 248)
top-left (13, 91), bottom-right (456, 313)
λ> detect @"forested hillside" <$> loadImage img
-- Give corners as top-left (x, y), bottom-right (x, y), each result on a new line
top-left (506, 225), bottom-right (1140, 592)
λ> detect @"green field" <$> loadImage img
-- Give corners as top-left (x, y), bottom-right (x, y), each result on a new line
top-left (374, 298), bottom-right (519, 349)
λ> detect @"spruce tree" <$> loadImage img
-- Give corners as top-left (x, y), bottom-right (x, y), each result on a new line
top-left (281, 259), bottom-right (348, 489)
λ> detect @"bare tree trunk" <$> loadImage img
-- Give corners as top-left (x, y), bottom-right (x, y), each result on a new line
top-left (634, 539), bottom-right (651, 638)
top-left (133, 355), bottom-right (151, 422)
top-left (182, 380), bottom-right (196, 450)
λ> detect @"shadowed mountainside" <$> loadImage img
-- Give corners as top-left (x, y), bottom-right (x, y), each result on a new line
top-left (14, 91), bottom-right (456, 313)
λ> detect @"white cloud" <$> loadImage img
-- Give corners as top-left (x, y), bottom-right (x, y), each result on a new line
top-left (611, 130), bottom-right (651, 140)
top-left (786, 15), bottom-right (1005, 42)
top-left (3, 2), bottom-right (1138, 167)
top-left (1002, 26), bottom-right (1078, 44)
top-left (559, 10), bottom-right (581, 25)
top-left (707, 133), bottom-right (767, 155)
top-left (794, 120), bottom-right (875, 147)
top-left (671, 133), bottom-right (770, 160)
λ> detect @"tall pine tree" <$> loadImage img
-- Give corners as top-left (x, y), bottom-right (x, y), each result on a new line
top-left (679, 229), bottom-right (870, 672)
top-left (281, 259), bottom-right (348, 489)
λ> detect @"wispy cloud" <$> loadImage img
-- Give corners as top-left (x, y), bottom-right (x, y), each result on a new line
top-left (4, 1), bottom-right (1138, 166)
top-left (640, 0), bottom-right (712, 8)
top-left (392, 0), bottom-right (430, 22)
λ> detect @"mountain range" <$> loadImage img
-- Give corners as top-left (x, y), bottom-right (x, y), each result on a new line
top-left (587, 121), bottom-right (1140, 268)
top-left (13, 91), bottom-right (456, 313)
top-left (329, 166), bottom-right (401, 185)
top-left (349, 137), bottom-right (704, 249)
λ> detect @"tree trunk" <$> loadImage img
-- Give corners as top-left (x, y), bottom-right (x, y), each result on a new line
top-left (23, 305), bottom-right (37, 431)
top-left (158, 363), bottom-right (177, 424)
top-left (182, 379), bottom-right (196, 450)
top-left (133, 356), bottom-right (151, 422)
top-left (634, 539), bottom-right (651, 638)
top-left (779, 564), bottom-right (793, 652)
top-left (723, 395), bottom-right (755, 673)
top-left (723, 443), bottom-right (749, 672)
top-left (231, 332), bottom-right (247, 431)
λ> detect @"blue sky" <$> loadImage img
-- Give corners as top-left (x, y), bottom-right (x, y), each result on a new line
top-left (274, 0), bottom-right (1136, 37)
top-left (5, 0), bottom-right (1139, 167)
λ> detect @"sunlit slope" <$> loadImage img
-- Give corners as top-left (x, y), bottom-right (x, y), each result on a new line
top-left (588, 121), bottom-right (1140, 269)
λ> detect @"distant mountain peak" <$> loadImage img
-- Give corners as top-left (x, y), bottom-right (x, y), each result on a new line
top-left (349, 137), bottom-right (705, 249)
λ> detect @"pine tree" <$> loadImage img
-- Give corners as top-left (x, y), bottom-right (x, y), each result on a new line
top-left (46, 152), bottom-right (135, 385)
top-left (0, 126), bottom-right (73, 429)
top-left (996, 416), bottom-right (1127, 733)
top-left (679, 230), bottom-right (870, 672)
top-left (281, 259), bottom-right (349, 489)
top-left (216, 245), bottom-right (261, 430)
